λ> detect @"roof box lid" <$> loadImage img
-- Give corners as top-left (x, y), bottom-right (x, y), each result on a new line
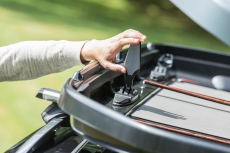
top-left (171, 0), bottom-right (230, 46)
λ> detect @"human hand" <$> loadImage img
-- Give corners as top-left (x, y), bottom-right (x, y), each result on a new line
top-left (80, 29), bottom-right (147, 73)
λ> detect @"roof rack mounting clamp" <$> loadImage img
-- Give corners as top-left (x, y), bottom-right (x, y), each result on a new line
top-left (113, 43), bottom-right (141, 106)
top-left (150, 53), bottom-right (173, 81)
top-left (113, 87), bottom-right (139, 106)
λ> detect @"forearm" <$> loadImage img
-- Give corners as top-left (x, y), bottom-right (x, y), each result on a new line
top-left (0, 40), bottom-right (86, 81)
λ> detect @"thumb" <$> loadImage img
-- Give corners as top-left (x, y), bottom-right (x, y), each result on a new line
top-left (102, 60), bottom-right (126, 73)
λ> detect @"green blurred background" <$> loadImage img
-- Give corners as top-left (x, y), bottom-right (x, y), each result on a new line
top-left (0, 0), bottom-right (229, 152)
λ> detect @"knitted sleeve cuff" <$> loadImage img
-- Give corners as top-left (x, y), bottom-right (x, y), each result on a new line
top-left (62, 40), bottom-right (89, 67)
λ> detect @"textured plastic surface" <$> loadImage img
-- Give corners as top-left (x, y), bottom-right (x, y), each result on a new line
top-left (132, 82), bottom-right (230, 140)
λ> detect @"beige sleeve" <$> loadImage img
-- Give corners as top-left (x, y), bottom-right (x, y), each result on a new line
top-left (0, 40), bottom-right (87, 81)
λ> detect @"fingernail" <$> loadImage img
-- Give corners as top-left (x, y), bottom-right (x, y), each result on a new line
top-left (141, 35), bottom-right (146, 41)
top-left (121, 68), bottom-right (126, 73)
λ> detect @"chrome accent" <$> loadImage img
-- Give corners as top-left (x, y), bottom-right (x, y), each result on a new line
top-left (212, 75), bottom-right (230, 91)
top-left (146, 42), bottom-right (155, 51)
top-left (72, 71), bottom-right (83, 82)
top-left (115, 52), bottom-right (123, 63)
top-left (42, 89), bottom-right (60, 102)
top-left (71, 139), bottom-right (88, 153)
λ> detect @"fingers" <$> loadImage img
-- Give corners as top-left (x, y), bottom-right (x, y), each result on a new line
top-left (93, 29), bottom-right (146, 74)
top-left (117, 38), bottom-right (140, 46)
top-left (115, 29), bottom-right (147, 42)
top-left (101, 60), bottom-right (126, 73)
top-left (111, 29), bottom-right (147, 47)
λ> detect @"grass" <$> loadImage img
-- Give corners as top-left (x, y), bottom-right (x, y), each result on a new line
top-left (0, 0), bottom-right (229, 152)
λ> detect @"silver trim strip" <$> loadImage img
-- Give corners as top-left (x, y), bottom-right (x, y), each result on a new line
top-left (71, 139), bottom-right (88, 153)
top-left (42, 89), bottom-right (60, 102)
